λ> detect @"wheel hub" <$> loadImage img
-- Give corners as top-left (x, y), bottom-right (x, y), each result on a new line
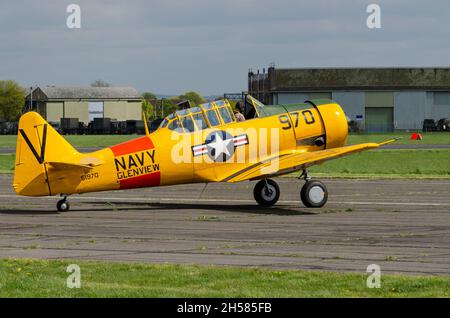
top-left (262, 185), bottom-right (276, 201)
top-left (309, 186), bottom-right (325, 203)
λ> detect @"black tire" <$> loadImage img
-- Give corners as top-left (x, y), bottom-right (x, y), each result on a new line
top-left (57, 199), bottom-right (70, 212)
top-left (300, 180), bottom-right (328, 208)
top-left (253, 179), bottom-right (280, 206)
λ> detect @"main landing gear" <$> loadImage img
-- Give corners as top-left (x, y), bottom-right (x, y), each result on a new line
top-left (253, 170), bottom-right (328, 208)
top-left (57, 196), bottom-right (70, 212)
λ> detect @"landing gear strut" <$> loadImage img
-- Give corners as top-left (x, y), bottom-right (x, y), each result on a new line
top-left (299, 169), bottom-right (328, 208)
top-left (57, 196), bottom-right (70, 212)
top-left (298, 169), bottom-right (311, 181)
top-left (253, 179), bottom-right (280, 206)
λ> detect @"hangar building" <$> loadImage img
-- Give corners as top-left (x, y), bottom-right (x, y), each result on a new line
top-left (26, 86), bottom-right (142, 124)
top-left (248, 66), bottom-right (450, 131)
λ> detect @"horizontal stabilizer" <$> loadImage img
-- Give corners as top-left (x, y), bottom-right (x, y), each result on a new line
top-left (48, 157), bottom-right (104, 170)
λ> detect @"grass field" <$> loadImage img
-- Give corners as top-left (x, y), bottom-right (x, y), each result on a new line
top-left (309, 149), bottom-right (450, 178)
top-left (1, 132), bottom-right (448, 177)
top-left (0, 154), bottom-right (14, 173)
top-left (2, 149), bottom-right (449, 178)
top-left (0, 132), bottom-right (448, 148)
top-left (0, 258), bottom-right (448, 297)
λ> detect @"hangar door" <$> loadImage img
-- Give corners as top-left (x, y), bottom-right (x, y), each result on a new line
top-left (365, 108), bottom-right (393, 132)
top-left (88, 101), bottom-right (104, 122)
top-left (365, 92), bottom-right (394, 132)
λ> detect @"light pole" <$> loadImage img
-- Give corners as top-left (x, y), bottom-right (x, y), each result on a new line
top-left (29, 86), bottom-right (33, 111)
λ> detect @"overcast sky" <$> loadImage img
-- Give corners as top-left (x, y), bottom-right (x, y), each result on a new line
top-left (1, 0), bottom-right (449, 95)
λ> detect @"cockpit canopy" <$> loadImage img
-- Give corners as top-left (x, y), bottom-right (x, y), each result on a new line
top-left (158, 96), bottom-right (267, 133)
top-left (159, 99), bottom-right (236, 133)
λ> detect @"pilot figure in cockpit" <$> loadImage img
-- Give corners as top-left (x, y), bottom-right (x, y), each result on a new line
top-left (234, 101), bottom-right (246, 122)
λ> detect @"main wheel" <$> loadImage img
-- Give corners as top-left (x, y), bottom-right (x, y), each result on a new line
top-left (57, 199), bottom-right (70, 212)
top-left (253, 179), bottom-right (280, 206)
top-left (300, 180), bottom-right (328, 208)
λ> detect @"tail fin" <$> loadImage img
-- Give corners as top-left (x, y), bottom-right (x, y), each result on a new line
top-left (13, 112), bottom-right (79, 196)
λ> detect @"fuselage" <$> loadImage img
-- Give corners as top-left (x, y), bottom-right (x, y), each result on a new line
top-left (13, 99), bottom-right (348, 197)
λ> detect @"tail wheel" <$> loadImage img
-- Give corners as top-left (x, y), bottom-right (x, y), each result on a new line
top-left (253, 179), bottom-right (280, 206)
top-left (300, 180), bottom-right (328, 208)
top-left (57, 198), bottom-right (70, 212)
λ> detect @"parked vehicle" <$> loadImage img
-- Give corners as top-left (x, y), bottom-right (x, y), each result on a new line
top-left (0, 121), bottom-right (18, 135)
top-left (92, 118), bottom-right (112, 134)
top-left (422, 119), bottom-right (437, 132)
top-left (125, 120), bottom-right (145, 134)
top-left (437, 118), bottom-right (450, 131)
top-left (60, 118), bottom-right (79, 135)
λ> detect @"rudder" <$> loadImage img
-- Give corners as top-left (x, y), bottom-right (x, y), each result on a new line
top-left (13, 112), bottom-right (79, 196)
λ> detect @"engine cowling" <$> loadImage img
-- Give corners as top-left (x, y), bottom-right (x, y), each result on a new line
top-left (308, 100), bottom-right (348, 149)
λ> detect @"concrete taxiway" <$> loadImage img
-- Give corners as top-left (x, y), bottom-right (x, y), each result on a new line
top-left (0, 175), bottom-right (449, 275)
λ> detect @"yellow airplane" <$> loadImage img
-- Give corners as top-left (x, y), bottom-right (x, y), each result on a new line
top-left (13, 96), bottom-right (394, 211)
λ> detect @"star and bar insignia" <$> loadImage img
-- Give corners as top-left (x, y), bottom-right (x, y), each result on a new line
top-left (192, 130), bottom-right (249, 162)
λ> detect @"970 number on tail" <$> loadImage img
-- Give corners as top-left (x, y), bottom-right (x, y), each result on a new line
top-left (81, 172), bottom-right (99, 181)
top-left (279, 110), bottom-right (315, 130)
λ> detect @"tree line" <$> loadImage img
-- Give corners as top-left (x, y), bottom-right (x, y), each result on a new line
top-left (141, 91), bottom-right (207, 120)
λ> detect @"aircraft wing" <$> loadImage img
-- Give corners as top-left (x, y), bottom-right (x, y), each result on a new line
top-left (222, 139), bottom-right (396, 183)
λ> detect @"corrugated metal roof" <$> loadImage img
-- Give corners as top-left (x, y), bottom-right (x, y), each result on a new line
top-left (37, 86), bottom-right (141, 100)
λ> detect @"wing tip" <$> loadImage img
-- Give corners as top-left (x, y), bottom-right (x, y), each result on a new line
top-left (378, 137), bottom-right (401, 146)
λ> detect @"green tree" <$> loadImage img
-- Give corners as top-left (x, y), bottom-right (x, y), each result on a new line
top-left (168, 95), bottom-right (180, 105)
top-left (178, 91), bottom-right (206, 106)
top-left (0, 80), bottom-right (25, 121)
top-left (90, 79), bottom-right (110, 87)
top-left (141, 99), bottom-right (155, 120)
top-left (161, 98), bottom-right (178, 117)
top-left (142, 92), bottom-right (157, 101)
